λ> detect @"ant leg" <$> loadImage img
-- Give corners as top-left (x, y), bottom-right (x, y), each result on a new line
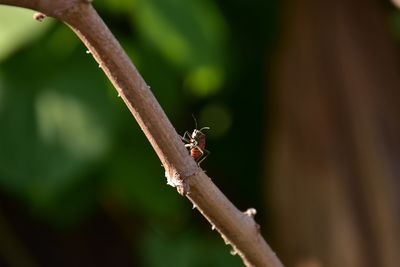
top-left (180, 131), bottom-right (198, 146)
top-left (196, 149), bottom-right (210, 165)
top-left (184, 144), bottom-right (194, 149)
top-left (181, 131), bottom-right (191, 141)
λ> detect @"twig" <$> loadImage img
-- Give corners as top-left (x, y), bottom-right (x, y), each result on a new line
top-left (0, 0), bottom-right (283, 266)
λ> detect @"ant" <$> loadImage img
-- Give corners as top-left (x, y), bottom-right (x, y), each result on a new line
top-left (181, 116), bottom-right (210, 165)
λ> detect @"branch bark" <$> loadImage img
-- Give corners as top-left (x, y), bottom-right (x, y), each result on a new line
top-left (0, 1), bottom-right (283, 266)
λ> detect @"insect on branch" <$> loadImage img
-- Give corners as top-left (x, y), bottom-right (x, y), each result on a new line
top-left (180, 116), bottom-right (210, 165)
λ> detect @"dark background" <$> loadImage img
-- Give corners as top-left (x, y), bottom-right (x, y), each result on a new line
top-left (0, 0), bottom-right (400, 267)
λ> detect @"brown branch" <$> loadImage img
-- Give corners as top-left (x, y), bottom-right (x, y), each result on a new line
top-left (0, 0), bottom-right (284, 266)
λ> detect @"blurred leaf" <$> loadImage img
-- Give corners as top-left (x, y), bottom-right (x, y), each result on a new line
top-left (35, 90), bottom-right (110, 159)
top-left (388, 10), bottom-right (400, 40)
top-left (0, 6), bottom-right (53, 62)
top-left (133, 0), bottom-right (228, 96)
top-left (184, 65), bottom-right (224, 97)
top-left (0, 41), bottom-right (116, 224)
top-left (95, 0), bottom-right (137, 14)
top-left (43, 25), bottom-right (81, 59)
top-left (132, 41), bottom-right (183, 115)
top-left (140, 227), bottom-right (243, 267)
top-left (199, 103), bottom-right (232, 138)
top-left (0, 72), bottom-right (4, 111)
top-left (104, 142), bottom-right (183, 219)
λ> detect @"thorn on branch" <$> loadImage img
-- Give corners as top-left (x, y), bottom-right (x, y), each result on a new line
top-left (177, 183), bottom-right (189, 195)
top-left (165, 170), bottom-right (190, 196)
top-left (33, 12), bottom-right (46, 22)
top-left (243, 208), bottom-right (257, 218)
top-left (221, 233), bottom-right (231, 245)
top-left (230, 248), bottom-right (238, 256)
top-left (243, 208), bottom-right (261, 233)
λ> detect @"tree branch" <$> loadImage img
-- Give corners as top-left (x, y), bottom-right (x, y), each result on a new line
top-left (0, 0), bottom-right (283, 266)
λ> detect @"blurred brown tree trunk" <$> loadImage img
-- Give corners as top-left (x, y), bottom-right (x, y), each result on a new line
top-left (267, 0), bottom-right (400, 267)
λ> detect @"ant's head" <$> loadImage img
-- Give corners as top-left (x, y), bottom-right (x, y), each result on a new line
top-left (191, 127), bottom-right (210, 139)
top-left (190, 115), bottom-right (210, 138)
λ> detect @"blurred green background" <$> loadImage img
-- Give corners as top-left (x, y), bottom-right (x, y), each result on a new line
top-left (0, 1), bottom-right (278, 266)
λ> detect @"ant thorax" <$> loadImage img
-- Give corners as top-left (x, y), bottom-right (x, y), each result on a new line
top-left (191, 127), bottom-right (208, 139)
top-left (191, 129), bottom-right (201, 139)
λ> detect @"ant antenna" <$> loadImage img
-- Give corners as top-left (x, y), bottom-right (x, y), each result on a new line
top-left (192, 114), bottom-right (198, 129)
top-left (192, 114), bottom-right (210, 132)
